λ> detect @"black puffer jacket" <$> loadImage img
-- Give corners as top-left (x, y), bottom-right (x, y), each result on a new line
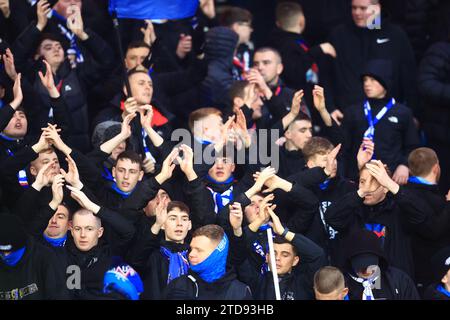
top-left (417, 40), bottom-right (450, 144)
top-left (200, 27), bottom-right (238, 109)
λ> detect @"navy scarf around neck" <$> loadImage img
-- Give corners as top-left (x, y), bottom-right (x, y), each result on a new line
top-left (0, 247), bottom-right (26, 266)
top-left (111, 182), bottom-right (135, 198)
top-left (190, 234), bottom-right (229, 283)
top-left (43, 233), bottom-right (67, 247)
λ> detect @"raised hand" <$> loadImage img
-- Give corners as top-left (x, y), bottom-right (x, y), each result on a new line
top-left (176, 34), bottom-right (192, 60)
top-left (139, 104), bottom-right (153, 129)
top-left (155, 198), bottom-right (169, 227)
top-left (42, 123), bottom-right (63, 149)
top-left (50, 174), bottom-right (65, 209)
top-left (330, 109), bottom-right (344, 126)
top-left (312, 85), bottom-right (326, 112)
top-left (199, 0), bottom-right (215, 19)
top-left (32, 162), bottom-right (54, 191)
top-left (10, 73), bottom-right (22, 110)
top-left (253, 166), bottom-right (276, 191)
top-left (123, 97), bottom-right (139, 116)
top-left (233, 108), bottom-right (251, 148)
top-left (357, 138), bottom-right (375, 170)
top-left (142, 158), bottom-right (156, 174)
top-left (66, 5), bottom-right (88, 40)
top-left (267, 206), bottom-right (284, 236)
top-left (60, 155), bottom-right (82, 189)
top-left (120, 112), bottom-right (136, 139)
top-left (176, 144), bottom-right (195, 176)
top-left (253, 171), bottom-right (292, 193)
top-left (365, 160), bottom-right (399, 194)
top-left (246, 69), bottom-right (271, 99)
top-left (229, 202), bottom-right (243, 236)
top-left (155, 148), bottom-right (178, 184)
top-left (324, 143), bottom-right (341, 177)
top-left (319, 42), bottom-right (337, 58)
top-left (290, 90), bottom-right (304, 116)
top-left (220, 115), bottom-right (236, 145)
top-left (66, 185), bottom-right (100, 213)
top-left (2, 47), bottom-right (17, 81)
top-left (32, 129), bottom-right (52, 154)
top-left (392, 164), bottom-right (409, 186)
top-left (140, 19), bottom-right (156, 46)
top-left (38, 60), bottom-right (59, 98)
top-left (36, 0), bottom-right (51, 31)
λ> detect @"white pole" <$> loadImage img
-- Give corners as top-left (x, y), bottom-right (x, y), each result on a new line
top-left (267, 228), bottom-right (281, 300)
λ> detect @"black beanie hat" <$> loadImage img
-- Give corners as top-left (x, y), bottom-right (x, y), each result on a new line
top-left (431, 246), bottom-right (450, 283)
top-left (0, 214), bottom-right (27, 252)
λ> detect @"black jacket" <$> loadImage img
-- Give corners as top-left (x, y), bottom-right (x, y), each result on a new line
top-left (329, 21), bottom-right (417, 111)
top-left (266, 28), bottom-right (324, 109)
top-left (0, 236), bottom-right (68, 300)
top-left (343, 229), bottom-right (420, 300)
top-left (290, 168), bottom-right (358, 265)
top-left (164, 268), bottom-right (252, 300)
top-left (325, 188), bottom-right (430, 277)
top-left (61, 207), bottom-right (134, 300)
top-left (417, 40), bottom-right (450, 144)
top-left (401, 182), bottom-right (450, 287)
top-left (141, 240), bottom-right (190, 300)
top-left (200, 27), bottom-right (239, 110)
top-left (12, 23), bottom-right (114, 152)
top-left (252, 233), bottom-right (326, 300)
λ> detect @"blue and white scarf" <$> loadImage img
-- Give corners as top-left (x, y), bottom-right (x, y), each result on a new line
top-left (160, 246), bottom-right (189, 284)
top-left (51, 10), bottom-right (84, 66)
top-left (363, 98), bottom-right (396, 141)
top-left (349, 273), bottom-right (379, 300)
top-left (205, 175), bottom-right (234, 214)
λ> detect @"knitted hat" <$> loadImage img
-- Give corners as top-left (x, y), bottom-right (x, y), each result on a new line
top-left (0, 214), bottom-right (27, 252)
top-left (91, 121), bottom-right (122, 148)
top-left (103, 263), bottom-right (144, 300)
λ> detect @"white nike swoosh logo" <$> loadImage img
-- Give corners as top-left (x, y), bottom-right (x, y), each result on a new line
top-left (377, 38), bottom-right (390, 44)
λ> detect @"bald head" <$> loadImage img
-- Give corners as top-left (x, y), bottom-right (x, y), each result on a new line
top-left (71, 209), bottom-right (104, 252)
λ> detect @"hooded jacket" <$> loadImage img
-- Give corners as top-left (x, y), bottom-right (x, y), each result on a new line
top-left (342, 59), bottom-right (420, 179)
top-left (343, 229), bottom-right (420, 300)
top-left (329, 20), bottom-right (417, 111)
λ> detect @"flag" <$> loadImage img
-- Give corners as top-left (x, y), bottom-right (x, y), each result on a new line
top-left (109, 0), bottom-right (199, 20)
